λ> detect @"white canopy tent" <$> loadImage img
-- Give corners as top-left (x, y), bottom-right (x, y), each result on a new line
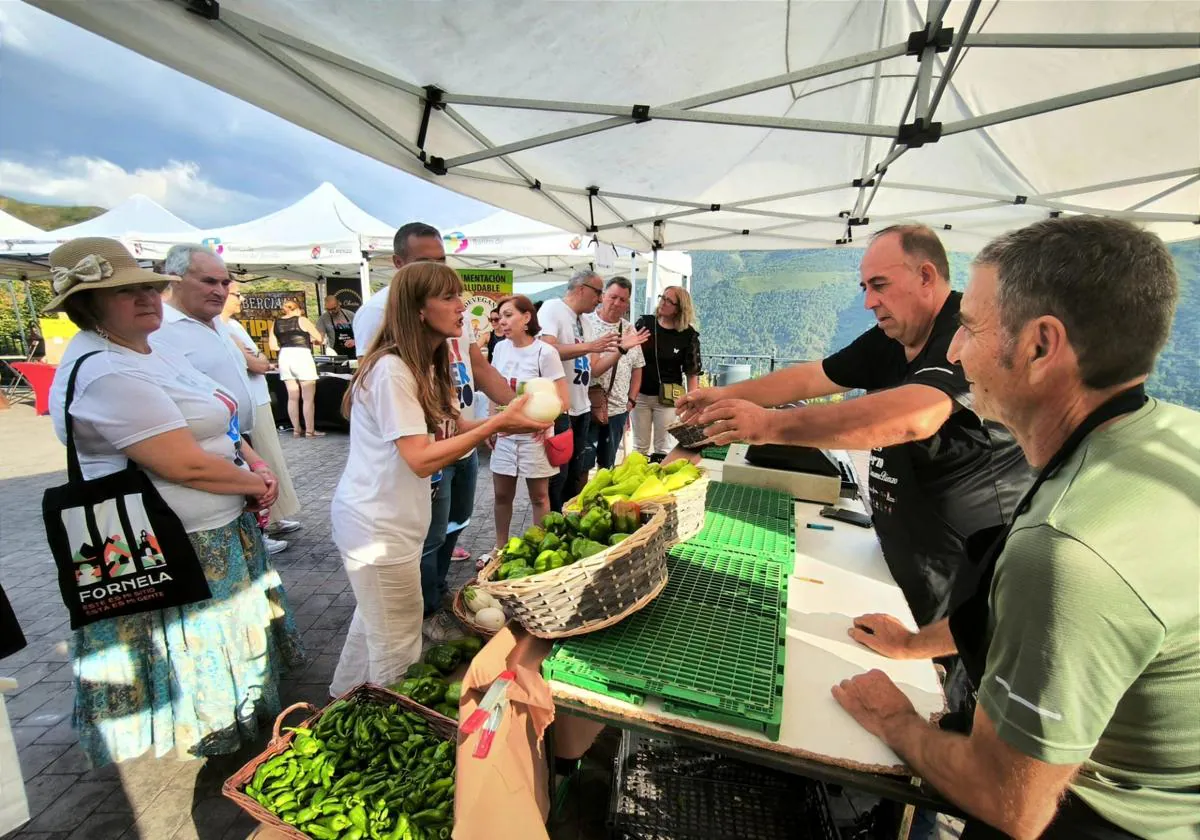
top-left (127, 181), bottom-right (395, 289)
top-left (25, 0), bottom-right (1198, 256)
top-left (0, 210), bottom-right (47, 274)
top-left (443, 209), bottom-right (693, 306)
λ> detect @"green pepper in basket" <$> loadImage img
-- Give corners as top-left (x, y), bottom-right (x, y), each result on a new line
top-left (521, 525), bottom-right (547, 546)
top-left (609, 533), bottom-right (630, 546)
top-left (539, 531), bottom-right (562, 552)
top-left (533, 549), bottom-right (557, 573)
top-left (570, 537), bottom-right (608, 559)
top-left (404, 663), bottom-right (441, 679)
top-left (423, 644), bottom-right (462, 675)
top-left (433, 702), bottom-right (459, 721)
top-left (611, 501), bottom-right (642, 534)
top-left (496, 559), bottom-right (527, 580)
top-left (564, 511), bottom-right (584, 534)
top-left (586, 510), bottom-right (612, 542)
top-left (540, 511), bottom-right (566, 533)
top-left (447, 636), bottom-right (482, 656)
top-left (507, 568), bottom-right (534, 579)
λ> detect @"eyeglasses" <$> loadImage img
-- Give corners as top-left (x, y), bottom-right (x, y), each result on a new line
top-left (660, 295), bottom-right (679, 305)
top-left (585, 283), bottom-right (603, 295)
top-left (488, 316), bottom-right (500, 323)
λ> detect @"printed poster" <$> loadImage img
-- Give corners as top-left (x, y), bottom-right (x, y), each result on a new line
top-left (237, 290), bottom-right (307, 359)
top-left (458, 268), bottom-right (513, 339)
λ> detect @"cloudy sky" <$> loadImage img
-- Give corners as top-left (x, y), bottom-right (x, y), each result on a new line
top-left (0, 2), bottom-right (494, 230)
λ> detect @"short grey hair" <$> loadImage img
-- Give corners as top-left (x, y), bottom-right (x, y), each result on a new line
top-left (567, 269), bottom-right (602, 291)
top-left (604, 275), bottom-right (633, 294)
top-left (977, 216), bottom-right (1178, 390)
top-left (164, 244), bottom-right (219, 277)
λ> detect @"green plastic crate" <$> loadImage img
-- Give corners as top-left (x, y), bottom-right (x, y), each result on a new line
top-left (688, 511), bottom-right (795, 568)
top-left (705, 482), bottom-right (794, 522)
top-left (700, 444), bottom-right (731, 461)
top-left (543, 545), bottom-right (787, 739)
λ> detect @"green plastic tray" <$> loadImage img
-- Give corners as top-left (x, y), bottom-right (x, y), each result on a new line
top-left (688, 511), bottom-right (795, 568)
top-left (705, 482), bottom-right (794, 522)
top-left (543, 545), bottom-right (787, 739)
top-left (700, 444), bottom-right (730, 461)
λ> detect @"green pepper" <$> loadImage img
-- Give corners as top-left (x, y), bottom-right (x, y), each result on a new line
top-left (586, 510), bottom-right (612, 542)
top-left (423, 644), bottom-right (462, 675)
top-left (564, 512), bottom-right (583, 534)
top-left (433, 702), bottom-right (459, 720)
top-left (609, 533), bottom-right (630, 546)
top-left (570, 537), bottom-right (607, 559)
top-left (507, 568), bottom-right (533, 579)
top-left (443, 681), bottom-right (463, 705)
top-left (404, 663), bottom-right (441, 679)
top-left (539, 531), bottom-right (562, 552)
top-left (306, 825), bottom-right (338, 840)
top-left (540, 511), bottom-right (566, 532)
top-left (447, 635), bottom-right (482, 655)
top-left (533, 549), bottom-right (557, 572)
top-left (521, 525), bottom-right (547, 546)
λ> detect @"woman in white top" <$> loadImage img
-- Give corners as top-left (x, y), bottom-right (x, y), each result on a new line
top-left (44, 237), bottom-right (305, 767)
top-left (489, 295), bottom-right (569, 547)
top-left (328, 264), bottom-right (548, 695)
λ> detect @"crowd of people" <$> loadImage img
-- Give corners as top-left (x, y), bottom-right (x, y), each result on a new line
top-left (17, 212), bottom-right (1196, 840)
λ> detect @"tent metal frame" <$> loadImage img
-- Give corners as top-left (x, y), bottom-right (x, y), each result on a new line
top-left (27, 0), bottom-right (1200, 250)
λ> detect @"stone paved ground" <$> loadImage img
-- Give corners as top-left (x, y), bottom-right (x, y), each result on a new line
top-left (0, 402), bottom-right (568, 840)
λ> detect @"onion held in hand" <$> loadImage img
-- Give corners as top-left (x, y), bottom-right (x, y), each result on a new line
top-left (522, 390), bottom-right (563, 422)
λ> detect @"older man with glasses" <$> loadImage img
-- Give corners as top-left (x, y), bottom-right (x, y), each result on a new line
top-left (537, 269), bottom-right (620, 510)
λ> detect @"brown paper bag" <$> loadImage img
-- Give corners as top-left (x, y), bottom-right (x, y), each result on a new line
top-left (454, 626), bottom-right (556, 840)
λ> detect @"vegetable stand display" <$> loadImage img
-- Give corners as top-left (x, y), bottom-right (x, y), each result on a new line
top-left (545, 452), bottom-right (960, 816)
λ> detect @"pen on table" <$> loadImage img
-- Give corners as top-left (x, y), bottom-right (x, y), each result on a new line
top-left (806, 522), bottom-right (834, 531)
top-left (796, 576), bottom-right (825, 585)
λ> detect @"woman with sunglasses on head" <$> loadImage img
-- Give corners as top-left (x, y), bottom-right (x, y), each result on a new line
top-left (328, 264), bottom-right (549, 695)
top-left (632, 286), bottom-right (702, 461)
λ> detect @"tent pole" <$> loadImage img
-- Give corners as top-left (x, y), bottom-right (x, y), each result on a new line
top-left (630, 253), bottom-right (638, 322)
top-left (358, 252), bottom-right (371, 300)
top-left (651, 249), bottom-right (661, 305)
top-left (5, 280), bottom-right (28, 356)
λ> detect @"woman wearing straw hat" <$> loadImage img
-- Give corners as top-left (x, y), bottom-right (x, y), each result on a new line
top-left (328, 263), bottom-right (549, 696)
top-left (45, 237), bottom-right (305, 767)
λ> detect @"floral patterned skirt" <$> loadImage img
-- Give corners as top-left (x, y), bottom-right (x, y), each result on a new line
top-left (72, 513), bottom-right (306, 767)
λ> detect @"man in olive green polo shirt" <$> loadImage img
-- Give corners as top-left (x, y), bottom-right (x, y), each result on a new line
top-left (832, 216), bottom-right (1199, 839)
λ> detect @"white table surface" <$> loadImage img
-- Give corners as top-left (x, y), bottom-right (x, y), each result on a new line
top-left (548, 453), bottom-right (945, 772)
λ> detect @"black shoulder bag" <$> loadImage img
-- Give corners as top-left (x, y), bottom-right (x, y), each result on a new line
top-left (42, 351), bottom-right (213, 629)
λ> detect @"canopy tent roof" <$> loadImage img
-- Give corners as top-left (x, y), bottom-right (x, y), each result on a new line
top-left (0, 209), bottom-right (44, 240)
top-left (26, 0), bottom-right (1199, 255)
top-left (49, 194), bottom-right (197, 240)
top-left (128, 181), bottom-right (395, 281)
top-left (444, 209), bottom-right (692, 288)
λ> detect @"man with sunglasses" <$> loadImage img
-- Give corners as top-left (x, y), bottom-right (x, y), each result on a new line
top-left (537, 269), bottom-right (621, 510)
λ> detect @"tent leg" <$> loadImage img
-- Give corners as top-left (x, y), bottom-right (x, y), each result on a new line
top-left (629, 253), bottom-right (638, 322)
top-left (5, 281), bottom-right (28, 357)
top-left (358, 253), bottom-right (371, 300)
top-left (650, 249), bottom-right (661, 305)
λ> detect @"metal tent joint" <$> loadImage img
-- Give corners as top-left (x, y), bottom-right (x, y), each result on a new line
top-left (631, 105), bottom-right (651, 123)
top-left (587, 186), bottom-right (599, 233)
top-left (897, 118), bottom-right (942, 147)
top-left (183, 0), bottom-right (219, 21)
top-left (907, 27), bottom-right (954, 58)
top-left (416, 85), bottom-right (444, 156)
top-left (848, 217), bottom-right (870, 226)
top-left (1013, 195), bottom-right (1028, 205)
top-left (424, 156), bottom-right (448, 176)
top-left (710, 204), bottom-right (721, 212)
top-left (853, 177), bottom-right (876, 188)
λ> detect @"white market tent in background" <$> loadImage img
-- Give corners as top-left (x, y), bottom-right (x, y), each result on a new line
top-left (49, 194), bottom-right (198, 241)
top-left (0, 210), bottom-right (46, 273)
top-left (128, 181), bottom-right (395, 288)
top-left (444, 209), bottom-right (693, 306)
top-left (25, 0), bottom-right (1199, 256)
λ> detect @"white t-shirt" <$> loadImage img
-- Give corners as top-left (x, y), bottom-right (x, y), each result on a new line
top-left (152, 304), bottom-right (256, 434)
top-left (49, 330), bottom-right (248, 533)
top-left (538, 297), bottom-right (593, 416)
top-left (225, 318), bottom-right (271, 406)
top-left (330, 355), bottom-right (441, 564)
top-left (491, 338), bottom-right (565, 438)
top-left (352, 287), bottom-right (387, 359)
top-left (584, 312), bottom-right (645, 414)
top-left (356, 286), bottom-right (477, 459)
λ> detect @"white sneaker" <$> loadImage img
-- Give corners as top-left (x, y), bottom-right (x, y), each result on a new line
top-left (264, 536), bottom-right (289, 555)
top-left (268, 519), bottom-right (302, 536)
top-left (422, 611), bottom-right (465, 644)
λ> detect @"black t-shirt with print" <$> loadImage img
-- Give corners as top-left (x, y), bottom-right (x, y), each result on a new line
top-left (822, 291), bottom-right (1032, 624)
top-left (636, 315), bottom-right (702, 395)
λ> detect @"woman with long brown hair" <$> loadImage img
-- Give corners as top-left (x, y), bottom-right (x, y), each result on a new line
top-left (328, 263), bottom-right (548, 694)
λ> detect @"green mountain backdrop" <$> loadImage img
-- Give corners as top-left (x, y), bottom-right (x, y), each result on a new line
top-left (534, 240), bottom-right (1199, 410)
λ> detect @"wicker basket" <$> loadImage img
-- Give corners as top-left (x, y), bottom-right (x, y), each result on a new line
top-left (222, 684), bottom-right (456, 838)
top-left (476, 501), bottom-right (668, 639)
top-left (644, 468), bottom-right (710, 545)
top-left (451, 584), bottom-right (498, 639)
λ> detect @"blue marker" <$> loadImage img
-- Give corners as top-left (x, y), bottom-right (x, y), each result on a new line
top-left (807, 523), bottom-right (834, 531)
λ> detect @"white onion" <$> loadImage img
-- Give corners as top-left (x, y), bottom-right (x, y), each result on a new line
top-left (524, 391), bottom-right (563, 422)
top-left (523, 378), bottom-right (557, 396)
top-left (474, 607), bottom-right (506, 631)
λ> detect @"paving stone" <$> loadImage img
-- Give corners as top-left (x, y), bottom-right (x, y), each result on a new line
top-left (128, 785), bottom-right (195, 840)
top-left (32, 722), bottom-right (78, 746)
top-left (18, 743), bottom-right (72, 781)
top-left (64, 811), bottom-right (134, 840)
top-left (24, 781), bottom-right (119, 833)
top-left (19, 773), bottom-right (78, 822)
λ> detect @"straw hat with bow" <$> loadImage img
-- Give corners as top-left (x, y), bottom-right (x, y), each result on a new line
top-left (44, 237), bottom-right (174, 313)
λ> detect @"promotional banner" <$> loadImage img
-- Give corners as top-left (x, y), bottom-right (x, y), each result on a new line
top-left (238, 290), bottom-right (306, 359)
top-left (325, 277), bottom-right (365, 313)
top-left (458, 268), bottom-right (513, 339)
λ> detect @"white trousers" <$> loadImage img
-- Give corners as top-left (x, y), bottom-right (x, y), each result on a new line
top-left (631, 393), bottom-right (678, 456)
top-left (251, 401), bottom-right (300, 525)
top-left (329, 555), bottom-right (423, 697)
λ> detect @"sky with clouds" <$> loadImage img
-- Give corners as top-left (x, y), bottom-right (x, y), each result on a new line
top-left (0, 2), bottom-right (494, 231)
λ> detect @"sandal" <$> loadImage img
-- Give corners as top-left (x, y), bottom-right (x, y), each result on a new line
top-left (306, 431), bottom-right (326, 438)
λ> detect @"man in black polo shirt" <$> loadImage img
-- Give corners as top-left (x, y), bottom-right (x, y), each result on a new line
top-left (679, 225), bottom-right (1031, 627)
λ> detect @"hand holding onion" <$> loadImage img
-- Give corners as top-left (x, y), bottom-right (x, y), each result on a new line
top-left (496, 391), bottom-right (558, 434)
